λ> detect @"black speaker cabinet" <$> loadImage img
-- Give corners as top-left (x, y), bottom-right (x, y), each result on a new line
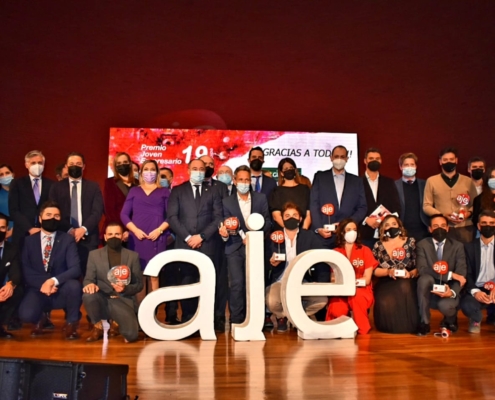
top-left (0, 357), bottom-right (128, 400)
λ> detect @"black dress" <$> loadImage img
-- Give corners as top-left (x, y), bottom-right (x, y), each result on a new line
top-left (268, 184), bottom-right (310, 230)
top-left (372, 237), bottom-right (419, 334)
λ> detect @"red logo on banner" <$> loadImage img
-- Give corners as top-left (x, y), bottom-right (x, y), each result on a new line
top-left (270, 231), bottom-right (284, 244)
top-left (112, 265), bottom-right (130, 280)
top-left (433, 261), bottom-right (449, 275)
top-left (456, 194), bottom-right (470, 206)
top-left (352, 258), bottom-right (364, 268)
top-left (392, 247), bottom-right (406, 261)
top-left (484, 282), bottom-right (495, 291)
top-left (321, 204), bottom-right (335, 216)
top-left (224, 217), bottom-right (239, 231)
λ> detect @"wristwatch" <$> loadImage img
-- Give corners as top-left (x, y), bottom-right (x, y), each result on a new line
top-left (200, 233), bottom-right (206, 241)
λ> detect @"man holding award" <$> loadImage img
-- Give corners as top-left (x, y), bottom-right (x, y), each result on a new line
top-left (82, 223), bottom-right (143, 343)
top-left (416, 214), bottom-right (467, 336)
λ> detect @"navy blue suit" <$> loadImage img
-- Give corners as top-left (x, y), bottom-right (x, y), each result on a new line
top-left (257, 174), bottom-right (277, 199)
top-left (310, 169), bottom-right (367, 248)
top-left (0, 242), bottom-right (23, 325)
top-left (222, 191), bottom-right (271, 323)
top-left (19, 231), bottom-right (82, 324)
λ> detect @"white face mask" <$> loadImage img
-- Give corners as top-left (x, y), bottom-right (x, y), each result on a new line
top-left (332, 159), bottom-right (347, 171)
top-left (29, 164), bottom-right (44, 177)
top-left (344, 230), bottom-right (358, 244)
top-left (402, 167), bottom-right (416, 177)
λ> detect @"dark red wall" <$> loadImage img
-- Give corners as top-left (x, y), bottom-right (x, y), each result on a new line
top-left (1, 1), bottom-right (494, 185)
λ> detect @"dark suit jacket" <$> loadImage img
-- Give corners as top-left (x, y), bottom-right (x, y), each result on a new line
top-left (22, 231), bottom-right (81, 290)
top-left (207, 178), bottom-right (229, 199)
top-left (0, 242), bottom-right (22, 287)
top-left (49, 178), bottom-right (104, 240)
top-left (361, 175), bottom-right (401, 240)
top-left (269, 229), bottom-right (325, 284)
top-left (167, 181), bottom-right (223, 256)
top-left (395, 178), bottom-right (429, 228)
top-left (464, 239), bottom-right (495, 293)
top-left (259, 175), bottom-right (277, 199)
top-left (416, 237), bottom-right (467, 294)
top-left (222, 191), bottom-right (271, 255)
top-left (83, 246), bottom-right (143, 311)
top-left (103, 178), bottom-right (135, 234)
top-left (8, 175), bottom-right (54, 243)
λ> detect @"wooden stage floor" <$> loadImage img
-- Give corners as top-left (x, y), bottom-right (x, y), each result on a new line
top-left (1, 310), bottom-right (495, 400)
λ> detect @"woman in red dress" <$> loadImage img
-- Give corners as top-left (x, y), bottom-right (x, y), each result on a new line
top-left (325, 218), bottom-right (378, 334)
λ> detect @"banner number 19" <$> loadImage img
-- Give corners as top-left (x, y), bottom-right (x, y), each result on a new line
top-left (182, 145), bottom-right (208, 164)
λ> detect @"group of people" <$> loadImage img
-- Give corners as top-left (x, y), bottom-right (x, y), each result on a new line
top-left (0, 144), bottom-right (494, 342)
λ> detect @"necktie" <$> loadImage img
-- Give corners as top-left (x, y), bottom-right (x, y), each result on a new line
top-left (71, 181), bottom-right (80, 228)
top-left (43, 236), bottom-right (52, 271)
top-left (437, 241), bottom-right (444, 261)
top-left (194, 185), bottom-right (201, 208)
top-left (254, 176), bottom-right (261, 193)
top-left (407, 180), bottom-right (413, 185)
top-left (33, 178), bottom-right (40, 204)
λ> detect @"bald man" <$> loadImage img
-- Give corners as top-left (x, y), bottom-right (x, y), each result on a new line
top-left (217, 165), bottom-right (235, 196)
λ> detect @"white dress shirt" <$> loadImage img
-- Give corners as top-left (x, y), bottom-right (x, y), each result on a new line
top-left (251, 174), bottom-right (263, 191)
top-left (332, 170), bottom-right (345, 206)
top-left (365, 171), bottom-right (379, 201)
top-left (276, 229), bottom-right (298, 282)
top-left (189, 181), bottom-right (203, 197)
top-left (237, 192), bottom-right (252, 224)
top-left (472, 239), bottom-right (495, 295)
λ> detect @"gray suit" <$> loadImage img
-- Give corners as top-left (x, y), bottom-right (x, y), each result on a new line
top-left (83, 246), bottom-right (143, 342)
top-left (416, 237), bottom-right (467, 325)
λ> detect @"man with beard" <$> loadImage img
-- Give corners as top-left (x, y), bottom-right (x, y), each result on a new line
top-left (248, 147), bottom-right (277, 199)
top-left (423, 147), bottom-right (478, 243)
top-left (467, 156), bottom-right (485, 196)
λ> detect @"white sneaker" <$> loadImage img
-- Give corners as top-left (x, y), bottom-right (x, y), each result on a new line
top-left (468, 319), bottom-right (481, 334)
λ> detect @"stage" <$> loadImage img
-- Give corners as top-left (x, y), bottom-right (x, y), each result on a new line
top-left (1, 311), bottom-right (494, 399)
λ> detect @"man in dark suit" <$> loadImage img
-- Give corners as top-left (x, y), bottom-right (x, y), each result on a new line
top-left (168, 159), bottom-right (223, 324)
top-left (361, 147), bottom-right (401, 248)
top-left (460, 210), bottom-right (495, 333)
top-left (266, 203), bottom-right (328, 332)
top-left (200, 155), bottom-right (229, 198)
top-left (395, 152), bottom-right (429, 241)
top-left (248, 147), bottom-right (277, 199)
top-left (49, 152), bottom-right (104, 277)
top-left (83, 223), bottom-right (143, 343)
top-left (416, 214), bottom-right (467, 335)
top-left (219, 165), bottom-right (271, 325)
top-left (0, 213), bottom-right (23, 339)
top-left (9, 150), bottom-right (54, 245)
top-left (217, 165), bottom-right (235, 196)
top-left (310, 145), bottom-right (367, 249)
top-left (18, 200), bottom-right (82, 339)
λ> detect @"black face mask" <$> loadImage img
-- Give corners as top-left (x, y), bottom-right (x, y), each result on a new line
top-left (250, 159), bottom-right (263, 172)
top-left (68, 165), bottom-right (83, 179)
top-left (116, 164), bottom-right (131, 177)
top-left (283, 169), bottom-right (296, 181)
top-left (284, 217), bottom-right (300, 230)
top-left (41, 218), bottom-right (60, 233)
top-left (106, 237), bottom-right (123, 251)
top-left (205, 166), bottom-right (214, 179)
top-left (471, 168), bottom-right (484, 180)
top-left (480, 225), bottom-right (495, 239)
top-left (385, 227), bottom-right (401, 239)
top-left (367, 160), bottom-right (381, 172)
top-left (0, 230), bottom-right (6, 243)
top-left (442, 162), bottom-right (456, 173)
top-left (431, 227), bottom-right (448, 242)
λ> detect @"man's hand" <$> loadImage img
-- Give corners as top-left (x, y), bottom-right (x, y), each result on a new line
top-left (29, 227), bottom-right (41, 235)
top-left (365, 216), bottom-right (380, 229)
top-left (219, 225), bottom-right (229, 238)
top-left (490, 290), bottom-right (495, 304)
top-left (451, 273), bottom-right (466, 287)
top-left (317, 228), bottom-right (332, 239)
top-left (187, 234), bottom-right (203, 249)
top-left (83, 283), bottom-right (99, 294)
top-left (474, 291), bottom-right (492, 304)
top-left (122, 231), bottom-right (129, 242)
top-left (73, 227), bottom-right (86, 243)
top-left (270, 253), bottom-right (281, 267)
top-left (431, 285), bottom-right (453, 298)
top-left (409, 269), bottom-right (418, 279)
top-left (111, 283), bottom-right (125, 293)
top-left (446, 214), bottom-right (462, 225)
top-left (0, 282), bottom-right (14, 302)
top-left (40, 279), bottom-right (56, 296)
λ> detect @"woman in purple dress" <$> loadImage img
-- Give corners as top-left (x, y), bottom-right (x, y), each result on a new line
top-left (121, 160), bottom-right (170, 302)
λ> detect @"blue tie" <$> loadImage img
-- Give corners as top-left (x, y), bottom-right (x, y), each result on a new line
top-left (33, 178), bottom-right (40, 204)
top-left (254, 176), bottom-right (261, 193)
top-left (437, 242), bottom-right (444, 261)
top-left (71, 181), bottom-right (80, 228)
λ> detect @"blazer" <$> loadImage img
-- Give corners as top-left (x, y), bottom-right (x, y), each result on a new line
top-left (269, 229), bottom-right (325, 284)
top-left (222, 191), bottom-right (271, 255)
top-left (207, 178), bottom-right (229, 199)
top-left (464, 239), bottom-right (495, 293)
top-left (22, 231), bottom-right (81, 290)
top-left (83, 246), bottom-right (143, 311)
top-left (0, 241), bottom-right (22, 287)
top-left (395, 178), bottom-right (429, 228)
top-left (167, 181), bottom-right (223, 255)
top-left (49, 178), bottom-right (104, 238)
top-left (8, 175), bottom-right (54, 243)
top-left (259, 175), bottom-right (278, 199)
top-left (361, 175), bottom-right (401, 240)
top-left (416, 237), bottom-right (467, 294)
top-left (103, 177), bottom-right (135, 233)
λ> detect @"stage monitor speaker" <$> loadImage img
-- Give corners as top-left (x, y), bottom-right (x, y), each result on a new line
top-left (0, 357), bottom-right (129, 400)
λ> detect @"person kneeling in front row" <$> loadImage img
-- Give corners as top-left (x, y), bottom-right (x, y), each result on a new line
top-left (266, 203), bottom-right (327, 332)
top-left (83, 223), bottom-right (143, 343)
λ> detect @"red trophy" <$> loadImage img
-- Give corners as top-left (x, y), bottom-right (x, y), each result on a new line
top-left (352, 258), bottom-right (366, 287)
top-left (392, 247), bottom-right (406, 277)
top-left (224, 216), bottom-right (240, 236)
top-left (454, 193), bottom-right (470, 221)
top-left (321, 203), bottom-right (336, 231)
top-left (270, 230), bottom-right (285, 261)
top-left (107, 265), bottom-right (131, 286)
top-left (484, 282), bottom-right (495, 291)
top-left (432, 261), bottom-right (449, 293)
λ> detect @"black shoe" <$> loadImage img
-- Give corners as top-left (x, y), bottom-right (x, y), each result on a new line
top-left (416, 323), bottom-right (430, 336)
top-left (486, 314), bottom-right (495, 326)
top-left (0, 327), bottom-right (13, 339)
top-left (263, 315), bottom-right (274, 330)
top-left (165, 318), bottom-right (182, 326)
top-left (440, 317), bottom-right (458, 333)
top-left (277, 317), bottom-right (288, 333)
top-left (43, 313), bottom-right (55, 330)
top-left (214, 317), bottom-right (225, 333)
top-left (7, 317), bottom-right (22, 331)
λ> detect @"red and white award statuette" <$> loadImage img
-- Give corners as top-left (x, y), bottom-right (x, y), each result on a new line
top-left (321, 203), bottom-right (336, 231)
top-left (484, 282), bottom-right (495, 291)
top-left (352, 258), bottom-right (366, 287)
top-left (271, 230), bottom-right (285, 261)
top-left (224, 216), bottom-right (240, 235)
top-left (392, 247), bottom-right (406, 277)
top-left (432, 261), bottom-right (449, 293)
top-left (107, 265), bottom-right (131, 285)
top-left (454, 193), bottom-right (470, 220)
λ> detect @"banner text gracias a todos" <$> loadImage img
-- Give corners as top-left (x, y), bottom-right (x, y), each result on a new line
top-left (108, 128), bottom-right (358, 183)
